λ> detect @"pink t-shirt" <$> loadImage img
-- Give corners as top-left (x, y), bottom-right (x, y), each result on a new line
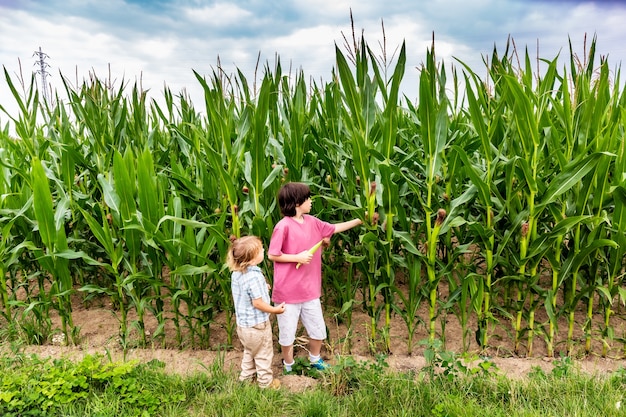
top-left (269, 215), bottom-right (335, 303)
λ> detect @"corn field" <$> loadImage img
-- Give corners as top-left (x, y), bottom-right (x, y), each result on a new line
top-left (0, 33), bottom-right (625, 358)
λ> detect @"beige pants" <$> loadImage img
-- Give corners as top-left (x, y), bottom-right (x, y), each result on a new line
top-left (236, 320), bottom-right (274, 387)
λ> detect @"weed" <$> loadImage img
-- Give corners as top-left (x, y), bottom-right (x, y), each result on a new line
top-left (320, 354), bottom-right (389, 396)
top-left (420, 338), bottom-right (498, 381)
top-left (285, 356), bottom-right (327, 378)
top-left (0, 353), bottom-right (186, 416)
top-left (551, 354), bottom-right (574, 378)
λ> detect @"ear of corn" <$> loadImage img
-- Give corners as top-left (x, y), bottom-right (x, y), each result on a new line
top-left (296, 239), bottom-right (325, 269)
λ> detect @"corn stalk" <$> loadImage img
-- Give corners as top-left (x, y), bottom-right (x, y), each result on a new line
top-left (30, 158), bottom-right (76, 344)
top-left (416, 44), bottom-right (450, 342)
top-left (334, 38), bottom-right (382, 350)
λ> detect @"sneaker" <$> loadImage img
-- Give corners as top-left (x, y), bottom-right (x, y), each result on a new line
top-left (309, 358), bottom-right (329, 371)
top-left (283, 360), bottom-right (294, 373)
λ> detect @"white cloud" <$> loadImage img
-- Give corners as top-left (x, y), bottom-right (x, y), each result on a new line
top-left (182, 2), bottom-right (253, 26)
top-left (289, 0), bottom-right (356, 18)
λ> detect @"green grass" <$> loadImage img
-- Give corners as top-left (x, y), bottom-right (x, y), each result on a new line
top-left (0, 349), bottom-right (624, 417)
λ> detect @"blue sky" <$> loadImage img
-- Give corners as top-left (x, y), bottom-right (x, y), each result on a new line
top-left (1, 0), bottom-right (626, 122)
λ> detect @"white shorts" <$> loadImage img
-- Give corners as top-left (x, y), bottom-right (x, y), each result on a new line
top-left (276, 298), bottom-right (327, 346)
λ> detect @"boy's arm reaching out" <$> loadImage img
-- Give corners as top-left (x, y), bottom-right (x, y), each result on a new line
top-left (334, 218), bottom-right (363, 233)
top-left (252, 298), bottom-right (286, 314)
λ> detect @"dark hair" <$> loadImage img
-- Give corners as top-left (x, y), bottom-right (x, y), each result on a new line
top-left (278, 182), bottom-right (311, 217)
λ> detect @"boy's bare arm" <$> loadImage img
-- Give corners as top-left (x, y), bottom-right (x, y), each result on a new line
top-left (268, 251), bottom-right (314, 265)
top-left (333, 218), bottom-right (363, 234)
top-left (252, 298), bottom-right (286, 314)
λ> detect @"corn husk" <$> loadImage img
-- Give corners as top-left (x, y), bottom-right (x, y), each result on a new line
top-left (295, 239), bottom-right (325, 269)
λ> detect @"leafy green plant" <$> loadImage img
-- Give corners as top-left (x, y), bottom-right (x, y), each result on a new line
top-left (421, 338), bottom-right (498, 382)
top-left (551, 355), bottom-right (574, 378)
top-left (316, 354), bottom-right (389, 396)
top-left (285, 356), bottom-right (327, 378)
top-left (0, 353), bottom-right (185, 417)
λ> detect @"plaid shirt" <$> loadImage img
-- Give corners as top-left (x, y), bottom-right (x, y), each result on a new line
top-left (231, 265), bottom-right (271, 327)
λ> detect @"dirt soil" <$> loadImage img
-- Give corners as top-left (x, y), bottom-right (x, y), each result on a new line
top-left (16, 290), bottom-right (626, 394)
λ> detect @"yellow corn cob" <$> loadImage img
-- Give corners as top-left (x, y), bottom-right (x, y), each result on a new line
top-left (295, 239), bottom-right (325, 269)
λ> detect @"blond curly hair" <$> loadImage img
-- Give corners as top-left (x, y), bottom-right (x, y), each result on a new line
top-left (226, 235), bottom-right (263, 272)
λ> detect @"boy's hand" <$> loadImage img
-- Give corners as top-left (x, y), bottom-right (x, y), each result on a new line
top-left (275, 302), bottom-right (286, 314)
top-left (321, 237), bottom-right (331, 248)
top-left (365, 211), bottom-right (380, 225)
top-left (297, 250), bottom-right (314, 265)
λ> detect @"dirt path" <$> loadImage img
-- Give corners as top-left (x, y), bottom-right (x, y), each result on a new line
top-left (13, 301), bottom-right (626, 393)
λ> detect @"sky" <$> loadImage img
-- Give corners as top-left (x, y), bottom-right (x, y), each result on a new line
top-left (2, 0), bottom-right (626, 125)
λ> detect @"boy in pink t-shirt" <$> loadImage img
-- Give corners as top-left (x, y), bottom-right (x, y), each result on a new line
top-left (268, 182), bottom-right (363, 372)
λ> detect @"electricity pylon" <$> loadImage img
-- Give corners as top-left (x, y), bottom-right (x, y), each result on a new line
top-left (33, 46), bottom-right (51, 102)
